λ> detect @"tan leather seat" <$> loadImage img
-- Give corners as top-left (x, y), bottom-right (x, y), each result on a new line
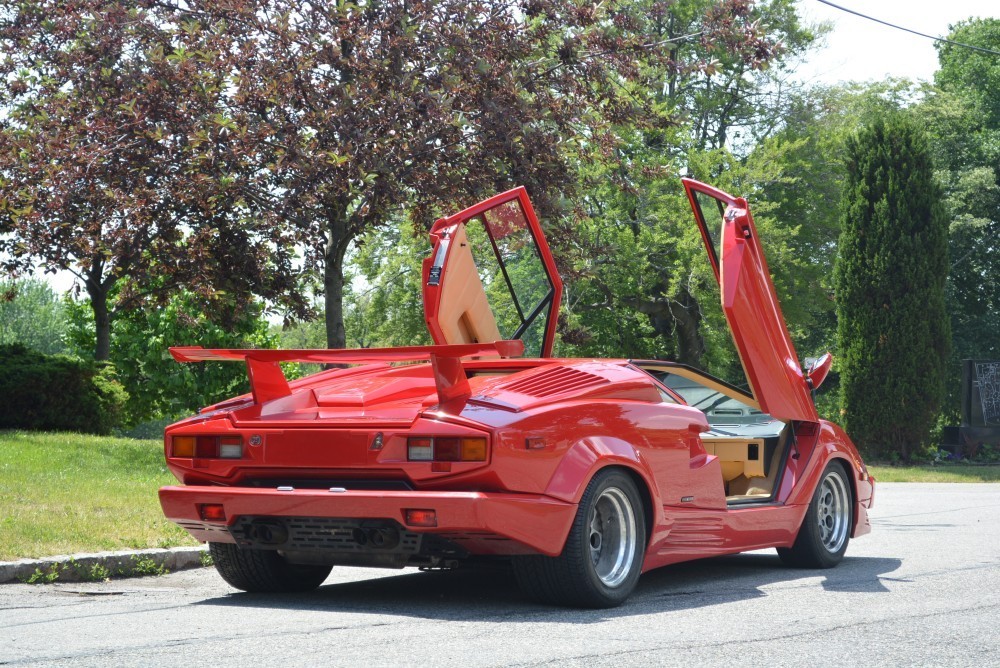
top-left (725, 429), bottom-right (788, 499)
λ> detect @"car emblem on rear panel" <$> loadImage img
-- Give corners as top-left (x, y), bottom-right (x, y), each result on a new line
top-left (370, 432), bottom-right (384, 451)
top-left (248, 434), bottom-right (263, 447)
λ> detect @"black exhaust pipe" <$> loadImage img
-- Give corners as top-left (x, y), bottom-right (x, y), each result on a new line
top-left (246, 520), bottom-right (289, 546)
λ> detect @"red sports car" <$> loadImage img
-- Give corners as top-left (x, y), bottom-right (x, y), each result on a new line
top-left (159, 179), bottom-right (874, 608)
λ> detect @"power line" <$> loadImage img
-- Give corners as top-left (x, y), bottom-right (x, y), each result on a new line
top-left (815, 0), bottom-right (1000, 57)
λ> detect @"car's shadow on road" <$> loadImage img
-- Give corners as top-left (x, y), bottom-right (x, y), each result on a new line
top-left (192, 552), bottom-right (902, 622)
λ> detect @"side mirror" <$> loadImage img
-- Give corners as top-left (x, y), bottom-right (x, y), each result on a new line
top-left (804, 353), bottom-right (833, 392)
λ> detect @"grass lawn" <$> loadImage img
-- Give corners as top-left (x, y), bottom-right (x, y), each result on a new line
top-left (0, 430), bottom-right (197, 561)
top-left (868, 463), bottom-right (1000, 483)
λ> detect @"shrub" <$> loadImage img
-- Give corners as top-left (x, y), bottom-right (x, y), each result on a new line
top-left (835, 113), bottom-right (950, 460)
top-left (0, 344), bottom-right (127, 434)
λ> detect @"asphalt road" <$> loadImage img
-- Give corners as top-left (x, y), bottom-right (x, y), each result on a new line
top-left (2, 482), bottom-right (999, 667)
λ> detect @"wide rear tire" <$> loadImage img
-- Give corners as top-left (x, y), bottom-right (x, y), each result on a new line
top-left (209, 543), bottom-right (332, 593)
top-left (513, 469), bottom-right (646, 608)
top-left (777, 462), bottom-right (853, 568)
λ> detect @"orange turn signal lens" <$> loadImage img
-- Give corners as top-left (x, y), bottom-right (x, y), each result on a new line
top-left (172, 436), bottom-right (196, 457)
top-left (460, 438), bottom-right (487, 461)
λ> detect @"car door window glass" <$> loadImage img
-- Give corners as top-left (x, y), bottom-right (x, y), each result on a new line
top-left (462, 199), bottom-right (555, 357)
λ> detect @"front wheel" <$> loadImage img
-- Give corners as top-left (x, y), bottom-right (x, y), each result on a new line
top-left (777, 462), bottom-right (853, 568)
top-left (209, 543), bottom-right (333, 592)
top-left (513, 469), bottom-right (646, 608)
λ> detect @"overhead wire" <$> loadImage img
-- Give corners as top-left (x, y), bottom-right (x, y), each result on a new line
top-left (815, 0), bottom-right (1000, 57)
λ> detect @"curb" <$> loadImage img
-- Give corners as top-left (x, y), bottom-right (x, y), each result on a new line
top-left (0, 546), bottom-right (209, 584)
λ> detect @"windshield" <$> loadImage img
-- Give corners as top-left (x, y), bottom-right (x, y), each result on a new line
top-left (652, 370), bottom-right (784, 439)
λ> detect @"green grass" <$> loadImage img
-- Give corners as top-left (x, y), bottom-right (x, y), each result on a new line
top-left (868, 464), bottom-right (1000, 483)
top-left (0, 430), bottom-right (197, 561)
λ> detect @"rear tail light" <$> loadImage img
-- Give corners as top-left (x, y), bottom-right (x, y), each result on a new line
top-left (407, 437), bottom-right (487, 462)
top-left (172, 436), bottom-right (196, 457)
top-left (171, 435), bottom-right (243, 459)
top-left (199, 504), bottom-right (226, 522)
top-left (219, 436), bottom-right (243, 458)
top-left (404, 509), bottom-right (437, 527)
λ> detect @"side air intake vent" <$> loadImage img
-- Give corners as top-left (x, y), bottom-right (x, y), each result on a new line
top-left (500, 366), bottom-right (609, 398)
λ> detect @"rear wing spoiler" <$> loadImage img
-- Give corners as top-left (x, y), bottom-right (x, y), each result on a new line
top-left (169, 340), bottom-right (524, 409)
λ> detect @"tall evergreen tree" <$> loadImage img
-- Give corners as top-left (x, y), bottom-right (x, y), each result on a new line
top-left (835, 114), bottom-right (950, 460)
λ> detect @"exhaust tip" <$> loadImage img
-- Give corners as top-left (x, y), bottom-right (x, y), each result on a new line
top-left (247, 520), bottom-right (289, 546)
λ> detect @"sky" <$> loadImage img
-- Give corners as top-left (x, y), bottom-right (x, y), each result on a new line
top-left (793, 0), bottom-right (998, 85)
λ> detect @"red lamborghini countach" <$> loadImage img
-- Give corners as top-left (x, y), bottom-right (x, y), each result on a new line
top-left (159, 179), bottom-right (874, 608)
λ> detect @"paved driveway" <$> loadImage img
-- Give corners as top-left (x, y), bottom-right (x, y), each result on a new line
top-left (2, 483), bottom-right (998, 667)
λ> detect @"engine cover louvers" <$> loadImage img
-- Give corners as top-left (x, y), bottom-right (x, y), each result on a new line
top-left (499, 366), bottom-right (609, 398)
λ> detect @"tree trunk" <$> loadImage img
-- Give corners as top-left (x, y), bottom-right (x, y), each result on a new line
top-left (85, 263), bottom-right (112, 361)
top-left (624, 285), bottom-right (706, 369)
top-left (668, 286), bottom-right (705, 368)
top-left (323, 210), bottom-right (349, 349)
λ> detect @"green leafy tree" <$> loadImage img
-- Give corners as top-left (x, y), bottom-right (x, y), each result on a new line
top-left (916, 19), bottom-right (1000, 420)
top-left (0, 2), bottom-right (307, 360)
top-left (0, 278), bottom-right (69, 354)
top-left (67, 291), bottom-right (274, 425)
top-left (556, 0), bottom-right (821, 378)
top-left (935, 19), bottom-right (1000, 135)
top-left (346, 219), bottom-right (432, 349)
top-left (835, 113), bottom-right (950, 460)
top-left (755, 82), bottom-right (915, 342)
top-left (176, 0), bottom-right (781, 349)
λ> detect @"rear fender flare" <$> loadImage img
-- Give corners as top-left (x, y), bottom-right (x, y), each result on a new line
top-left (543, 436), bottom-right (663, 532)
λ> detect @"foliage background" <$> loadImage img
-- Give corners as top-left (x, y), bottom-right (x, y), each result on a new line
top-left (1, 3), bottom-right (996, 460)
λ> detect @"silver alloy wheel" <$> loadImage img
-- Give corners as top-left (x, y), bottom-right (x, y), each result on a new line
top-left (817, 471), bottom-right (850, 553)
top-left (588, 486), bottom-right (638, 587)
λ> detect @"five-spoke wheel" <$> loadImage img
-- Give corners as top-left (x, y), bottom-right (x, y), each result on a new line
top-left (588, 486), bottom-right (639, 588)
top-left (778, 462), bottom-right (853, 568)
top-left (513, 469), bottom-right (646, 608)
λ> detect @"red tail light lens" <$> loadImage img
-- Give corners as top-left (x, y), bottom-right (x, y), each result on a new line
top-left (195, 436), bottom-right (218, 458)
top-left (404, 509), bottom-right (437, 527)
top-left (407, 437), bottom-right (487, 462)
top-left (434, 438), bottom-right (461, 461)
top-left (199, 504), bottom-right (226, 522)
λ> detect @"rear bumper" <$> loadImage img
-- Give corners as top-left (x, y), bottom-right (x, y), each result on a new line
top-left (159, 485), bottom-right (578, 557)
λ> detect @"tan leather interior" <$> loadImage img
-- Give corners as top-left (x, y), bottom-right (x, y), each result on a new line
top-left (701, 438), bottom-right (767, 482)
top-left (435, 225), bottom-right (502, 345)
top-left (721, 428), bottom-right (789, 499)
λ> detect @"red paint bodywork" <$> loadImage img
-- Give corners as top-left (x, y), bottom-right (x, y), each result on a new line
top-left (159, 181), bottom-right (873, 574)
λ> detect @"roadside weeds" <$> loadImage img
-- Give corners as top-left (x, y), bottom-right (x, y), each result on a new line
top-left (0, 546), bottom-right (209, 585)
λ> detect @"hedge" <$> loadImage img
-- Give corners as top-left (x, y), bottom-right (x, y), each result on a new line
top-left (0, 344), bottom-right (127, 434)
